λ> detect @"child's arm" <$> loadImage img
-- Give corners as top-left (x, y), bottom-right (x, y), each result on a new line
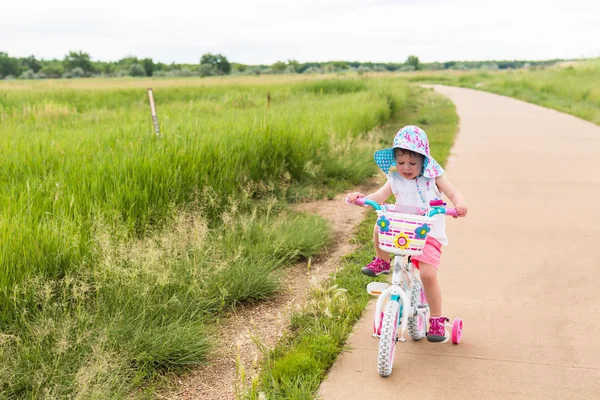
top-left (435, 175), bottom-right (468, 217)
top-left (347, 182), bottom-right (392, 205)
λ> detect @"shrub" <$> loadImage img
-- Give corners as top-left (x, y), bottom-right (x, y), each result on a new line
top-left (373, 65), bottom-right (389, 72)
top-left (63, 67), bottom-right (86, 79)
top-left (199, 64), bottom-right (215, 77)
top-left (128, 64), bottom-right (146, 77)
top-left (399, 65), bottom-right (416, 72)
top-left (19, 69), bottom-right (36, 79)
top-left (303, 66), bottom-right (323, 74)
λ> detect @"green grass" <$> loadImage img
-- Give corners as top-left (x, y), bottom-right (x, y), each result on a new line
top-left (0, 78), bottom-right (406, 291)
top-left (243, 87), bottom-right (458, 399)
top-left (0, 76), bottom-right (415, 398)
top-left (1, 209), bottom-right (331, 398)
top-left (406, 58), bottom-right (600, 125)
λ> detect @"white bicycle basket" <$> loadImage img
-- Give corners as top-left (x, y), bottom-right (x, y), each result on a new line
top-left (375, 210), bottom-right (434, 256)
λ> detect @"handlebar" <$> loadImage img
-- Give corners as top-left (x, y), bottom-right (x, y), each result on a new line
top-left (429, 206), bottom-right (458, 217)
top-left (346, 196), bottom-right (459, 218)
top-left (352, 196), bottom-right (381, 210)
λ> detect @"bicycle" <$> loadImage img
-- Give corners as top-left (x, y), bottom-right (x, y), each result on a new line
top-left (348, 196), bottom-right (464, 377)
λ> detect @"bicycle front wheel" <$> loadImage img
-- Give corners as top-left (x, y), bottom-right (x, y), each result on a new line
top-left (377, 300), bottom-right (400, 377)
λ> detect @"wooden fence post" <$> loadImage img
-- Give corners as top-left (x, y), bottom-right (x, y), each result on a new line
top-left (147, 88), bottom-right (160, 137)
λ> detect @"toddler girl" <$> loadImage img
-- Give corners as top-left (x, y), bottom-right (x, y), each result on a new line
top-left (347, 125), bottom-right (467, 342)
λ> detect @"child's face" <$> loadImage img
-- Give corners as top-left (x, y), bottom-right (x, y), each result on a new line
top-left (395, 152), bottom-right (423, 180)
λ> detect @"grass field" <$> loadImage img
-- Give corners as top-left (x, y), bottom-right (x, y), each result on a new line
top-left (0, 75), bottom-right (413, 398)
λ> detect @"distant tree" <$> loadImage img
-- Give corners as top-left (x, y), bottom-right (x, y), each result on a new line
top-left (330, 61), bottom-right (350, 70)
top-left (40, 62), bottom-right (65, 78)
top-left (200, 53), bottom-right (231, 75)
top-left (0, 52), bottom-right (23, 78)
top-left (154, 62), bottom-right (167, 73)
top-left (231, 63), bottom-right (247, 73)
top-left (199, 63), bottom-right (215, 77)
top-left (95, 62), bottom-right (116, 75)
top-left (361, 62), bottom-right (375, 69)
top-left (129, 64), bottom-right (146, 77)
top-left (117, 56), bottom-right (139, 66)
top-left (405, 55), bottom-right (420, 71)
top-left (287, 59), bottom-right (300, 73)
top-left (63, 51), bottom-right (93, 75)
top-left (271, 61), bottom-right (287, 73)
top-left (142, 58), bottom-right (155, 76)
top-left (497, 61), bottom-right (519, 70)
top-left (296, 62), bottom-right (317, 73)
top-left (443, 61), bottom-right (456, 69)
top-left (385, 63), bottom-right (404, 71)
top-left (21, 55), bottom-right (42, 73)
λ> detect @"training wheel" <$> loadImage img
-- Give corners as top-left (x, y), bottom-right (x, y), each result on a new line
top-left (373, 311), bottom-right (384, 336)
top-left (451, 318), bottom-right (463, 344)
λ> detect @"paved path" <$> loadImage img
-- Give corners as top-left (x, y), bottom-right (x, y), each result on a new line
top-left (318, 85), bottom-right (600, 399)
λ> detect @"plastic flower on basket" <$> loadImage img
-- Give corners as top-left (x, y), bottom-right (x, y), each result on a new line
top-left (394, 232), bottom-right (410, 249)
top-left (376, 215), bottom-right (390, 232)
top-left (414, 224), bottom-right (431, 239)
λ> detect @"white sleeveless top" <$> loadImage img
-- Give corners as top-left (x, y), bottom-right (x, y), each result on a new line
top-left (388, 173), bottom-right (448, 246)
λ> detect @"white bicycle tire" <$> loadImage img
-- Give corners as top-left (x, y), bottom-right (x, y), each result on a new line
top-left (377, 300), bottom-right (400, 377)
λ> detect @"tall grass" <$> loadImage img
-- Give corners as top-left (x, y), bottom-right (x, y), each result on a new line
top-left (0, 76), bottom-right (411, 397)
top-left (407, 58), bottom-right (600, 125)
top-left (1, 209), bottom-right (331, 398)
top-left (0, 78), bottom-right (406, 290)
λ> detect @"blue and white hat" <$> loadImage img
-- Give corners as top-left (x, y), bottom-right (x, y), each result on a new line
top-left (374, 125), bottom-right (444, 178)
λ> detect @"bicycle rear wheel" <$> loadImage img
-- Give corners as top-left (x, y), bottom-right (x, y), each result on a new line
top-left (377, 300), bottom-right (400, 377)
top-left (408, 281), bottom-right (428, 341)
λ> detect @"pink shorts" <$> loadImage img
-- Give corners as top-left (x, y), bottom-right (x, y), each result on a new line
top-left (412, 237), bottom-right (442, 269)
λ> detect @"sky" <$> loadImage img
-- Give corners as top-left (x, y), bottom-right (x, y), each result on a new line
top-left (2, 0), bottom-right (599, 65)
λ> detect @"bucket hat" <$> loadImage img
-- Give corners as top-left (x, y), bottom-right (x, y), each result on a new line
top-left (374, 125), bottom-right (444, 178)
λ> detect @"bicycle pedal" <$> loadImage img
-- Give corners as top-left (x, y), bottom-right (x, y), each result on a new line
top-left (367, 282), bottom-right (389, 296)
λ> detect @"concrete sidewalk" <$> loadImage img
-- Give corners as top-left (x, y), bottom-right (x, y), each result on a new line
top-left (318, 86), bottom-right (600, 399)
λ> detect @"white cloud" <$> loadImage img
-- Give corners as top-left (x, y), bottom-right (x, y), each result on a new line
top-left (2, 0), bottom-right (599, 63)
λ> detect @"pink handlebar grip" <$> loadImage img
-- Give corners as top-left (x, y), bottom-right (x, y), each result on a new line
top-left (445, 208), bottom-right (459, 217)
top-left (354, 197), bottom-right (366, 206)
top-left (345, 195), bottom-right (366, 206)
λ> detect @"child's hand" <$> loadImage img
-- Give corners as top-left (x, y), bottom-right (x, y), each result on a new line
top-left (346, 192), bottom-right (365, 204)
top-left (455, 204), bottom-right (468, 217)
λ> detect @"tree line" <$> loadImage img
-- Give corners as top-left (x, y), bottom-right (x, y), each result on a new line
top-left (0, 50), bottom-right (566, 80)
